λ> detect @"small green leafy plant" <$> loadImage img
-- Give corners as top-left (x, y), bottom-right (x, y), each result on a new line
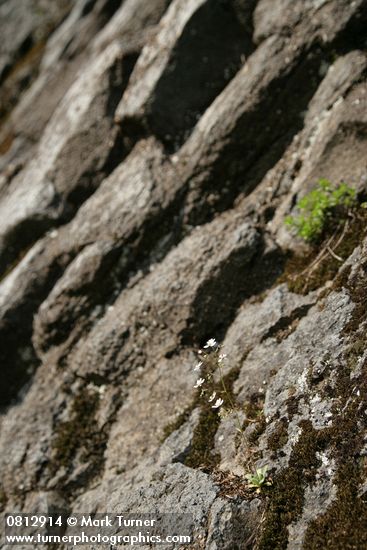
top-left (245, 466), bottom-right (272, 492)
top-left (285, 179), bottom-right (357, 242)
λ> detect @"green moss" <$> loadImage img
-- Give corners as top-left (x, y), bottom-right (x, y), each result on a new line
top-left (256, 420), bottom-right (327, 550)
top-left (244, 393), bottom-right (265, 421)
top-left (285, 394), bottom-right (301, 419)
top-left (304, 463), bottom-right (367, 549)
top-left (49, 388), bottom-right (108, 493)
top-left (256, 468), bottom-right (303, 550)
top-left (184, 403), bottom-right (221, 470)
top-left (345, 338), bottom-right (365, 371)
top-left (267, 418), bottom-right (289, 452)
top-left (280, 209), bottom-right (367, 295)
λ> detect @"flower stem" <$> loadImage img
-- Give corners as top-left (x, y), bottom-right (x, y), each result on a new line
top-left (217, 361), bottom-right (243, 434)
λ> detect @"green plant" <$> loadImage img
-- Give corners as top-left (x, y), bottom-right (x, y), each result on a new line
top-left (245, 465), bottom-right (272, 492)
top-left (285, 179), bottom-right (357, 242)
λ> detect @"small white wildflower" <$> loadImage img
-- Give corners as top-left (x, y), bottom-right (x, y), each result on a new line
top-left (194, 361), bottom-right (203, 371)
top-left (218, 353), bottom-right (227, 362)
top-left (194, 378), bottom-right (205, 388)
top-left (212, 398), bottom-right (224, 409)
top-left (204, 338), bottom-right (217, 349)
top-left (208, 391), bottom-right (216, 403)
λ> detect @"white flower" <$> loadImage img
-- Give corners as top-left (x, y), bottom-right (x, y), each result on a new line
top-left (208, 391), bottom-right (216, 403)
top-left (194, 378), bottom-right (205, 388)
top-left (212, 398), bottom-right (224, 409)
top-left (194, 361), bottom-right (203, 371)
top-left (204, 338), bottom-right (217, 349)
top-left (218, 353), bottom-right (227, 362)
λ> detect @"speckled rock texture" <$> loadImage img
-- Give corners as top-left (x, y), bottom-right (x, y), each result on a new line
top-left (1, 0), bottom-right (367, 548)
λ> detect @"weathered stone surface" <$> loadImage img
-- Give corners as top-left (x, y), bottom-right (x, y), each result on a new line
top-left (56, 214), bottom-right (260, 379)
top-left (0, 0), bottom-right (73, 124)
top-left (1, 0), bottom-right (367, 548)
top-left (0, 0), bottom-right (71, 81)
top-left (116, 0), bottom-right (255, 148)
top-left (0, 0), bottom-right (168, 174)
top-left (206, 498), bottom-right (261, 550)
top-left (0, 40), bottom-right (132, 277)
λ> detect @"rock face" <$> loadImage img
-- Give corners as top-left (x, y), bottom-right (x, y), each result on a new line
top-left (1, 0), bottom-right (367, 548)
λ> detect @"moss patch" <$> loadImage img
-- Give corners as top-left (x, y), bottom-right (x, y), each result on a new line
top-left (256, 420), bottom-right (326, 550)
top-left (267, 418), bottom-right (289, 452)
top-left (303, 461), bottom-right (367, 550)
top-left (285, 394), bottom-right (301, 420)
top-left (49, 388), bottom-right (108, 494)
top-left (184, 401), bottom-right (221, 470)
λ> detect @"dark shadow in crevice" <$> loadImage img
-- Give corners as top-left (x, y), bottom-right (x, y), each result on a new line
top-left (183, 42), bottom-right (336, 228)
top-left (117, 0), bottom-right (257, 154)
top-left (180, 236), bottom-right (288, 349)
top-left (0, 251), bottom-right (68, 411)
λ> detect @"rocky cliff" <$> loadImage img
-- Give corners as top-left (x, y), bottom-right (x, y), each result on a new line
top-left (1, 0), bottom-right (367, 548)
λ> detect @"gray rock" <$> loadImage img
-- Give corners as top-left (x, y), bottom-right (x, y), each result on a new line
top-left (206, 497), bottom-right (261, 550)
top-left (0, 40), bottom-right (128, 276)
top-left (115, 0), bottom-right (254, 147)
top-left (1, 1), bottom-right (367, 548)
